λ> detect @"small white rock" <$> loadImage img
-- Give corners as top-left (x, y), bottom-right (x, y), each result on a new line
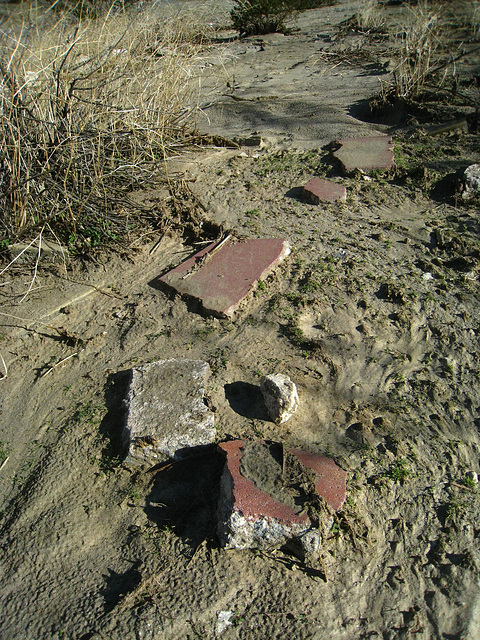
top-left (260, 373), bottom-right (299, 424)
top-left (216, 611), bottom-right (233, 635)
top-left (462, 164), bottom-right (480, 200)
top-left (466, 471), bottom-right (478, 485)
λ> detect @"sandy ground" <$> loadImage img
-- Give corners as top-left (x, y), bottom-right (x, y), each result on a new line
top-left (1, 1), bottom-right (480, 638)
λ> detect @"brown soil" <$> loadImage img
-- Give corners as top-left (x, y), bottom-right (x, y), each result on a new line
top-left (1, 1), bottom-right (480, 639)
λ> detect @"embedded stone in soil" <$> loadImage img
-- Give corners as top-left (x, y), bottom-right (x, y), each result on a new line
top-left (260, 373), bottom-right (299, 424)
top-left (217, 440), bottom-right (318, 555)
top-left (462, 163), bottom-right (480, 200)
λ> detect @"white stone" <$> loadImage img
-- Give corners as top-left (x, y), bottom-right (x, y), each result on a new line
top-left (122, 359), bottom-right (215, 466)
top-left (462, 164), bottom-right (480, 200)
top-left (216, 611), bottom-right (233, 635)
top-left (466, 471), bottom-right (478, 485)
top-left (260, 373), bottom-right (299, 424)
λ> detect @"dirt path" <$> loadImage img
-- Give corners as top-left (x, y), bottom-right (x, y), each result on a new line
top-left (1, 2), bottom-right (480, 639)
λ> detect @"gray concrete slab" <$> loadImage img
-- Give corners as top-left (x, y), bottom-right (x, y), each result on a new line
top-left (122, 359), bottom-right (216, 466)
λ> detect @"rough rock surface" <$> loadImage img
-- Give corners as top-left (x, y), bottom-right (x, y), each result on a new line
top-left (462, 164), bottom-right (480, 199)
top-left (122, 359), bottom-right (215, 465)
top-left (260, 373), bottom-right (299, 424)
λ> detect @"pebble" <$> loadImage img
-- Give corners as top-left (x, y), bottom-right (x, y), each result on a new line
top-left (260, 373), bottom-right (299, 424)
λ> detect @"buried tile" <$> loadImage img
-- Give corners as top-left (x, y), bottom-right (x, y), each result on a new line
top-left (288, 449), bottom-right (347, 510)
top-left (303, 177), bottom-right (347, 204)
top-left (216, 440), bottom-right (317, 555)
top-left (334, 135), bottom-right (395, 174)
top-left (122, 359), bottom-right (215, 467)
top-left (216, 440), bottom-right (346, 554)
top-left (158, 237), bottom-right (290, 318)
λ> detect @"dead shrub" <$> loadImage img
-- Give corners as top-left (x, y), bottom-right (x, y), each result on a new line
top-left (231, 0), bottom-right (331, 37)
top-left (0, 4), bottom-right (210, 255)
top-left (357, 0), bottom-right (386, 32)
top-left (381, 2), bottom-right (442, 102)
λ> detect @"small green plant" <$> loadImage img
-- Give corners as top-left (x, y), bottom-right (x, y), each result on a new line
top-left (209, 348), bottom-right (228, 375)
top-left (299, 275), bottom-right (321, 294)
top-left (462, 474), bottom-right (478, 490)
top-left (284, 291), bottom-right (303, 304)
top-left (445, 497), bottom-right (462, 522)
top-left (99, 452), bottom-right (123, 474)
top-left (385, 458), bottom-right (411, 484)
top-left (74, 403), bottom-right (102, 425)
top-left (194, 320), bottom-right (216, 340)
top-left (128, 486), bottom-right (140, 502)
top-left (232, 614), bottom-right (246, 627)
top-left (345, 495), bottom-right (355, 508)
top-left (286, 315), bottom-right (306, 346)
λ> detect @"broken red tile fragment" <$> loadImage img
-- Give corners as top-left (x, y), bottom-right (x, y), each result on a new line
top-left (334, 136), bottom-right (395, 174)
top-left (218, 440), bottom-right (309, 525)
top-left (158, 237), bottom-right (290, 318)
top-left (289, 449), bottom-right (347, 510)
top-left (303, 177), bottom-right (347, 204)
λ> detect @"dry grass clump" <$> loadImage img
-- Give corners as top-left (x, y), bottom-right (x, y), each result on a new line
top-left (51, 1), bottom-right (137, 21)
top-left (0, 4), bottom-right (210, 256)
top-left (231, 0), bottom-right (331, 37)
top-left (381, 2), bottom-right (442, 102)
top-left (467, 1), bottom-right (480, 40)
top-left (357, 0), bottom-right (386, 33)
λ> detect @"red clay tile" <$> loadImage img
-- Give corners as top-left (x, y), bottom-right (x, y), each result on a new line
top-left (303, 177), bottom-right (347, 204)
top-left (334, 136), bottom-right (395, 174)
top-left (158, 238), bottom-right (290, 318)
top-left (218, 440), bottom-right (309, 525)
top-left (289, 449), bottom-right (347, 510)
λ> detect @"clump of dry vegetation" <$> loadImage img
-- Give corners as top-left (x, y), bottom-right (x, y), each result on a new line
top-left (467, 0), bottom-right (480, 40)
top-left (376, 0), bottom-right (480, 108)
top-left (382, 2), bottom-right (442, 102)
top-left (356, 0), bottom-right (387, 33)
top-left (0, 2), bottom-right (211, 256)
top-left (231, 0), bottom-right (331, 37)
